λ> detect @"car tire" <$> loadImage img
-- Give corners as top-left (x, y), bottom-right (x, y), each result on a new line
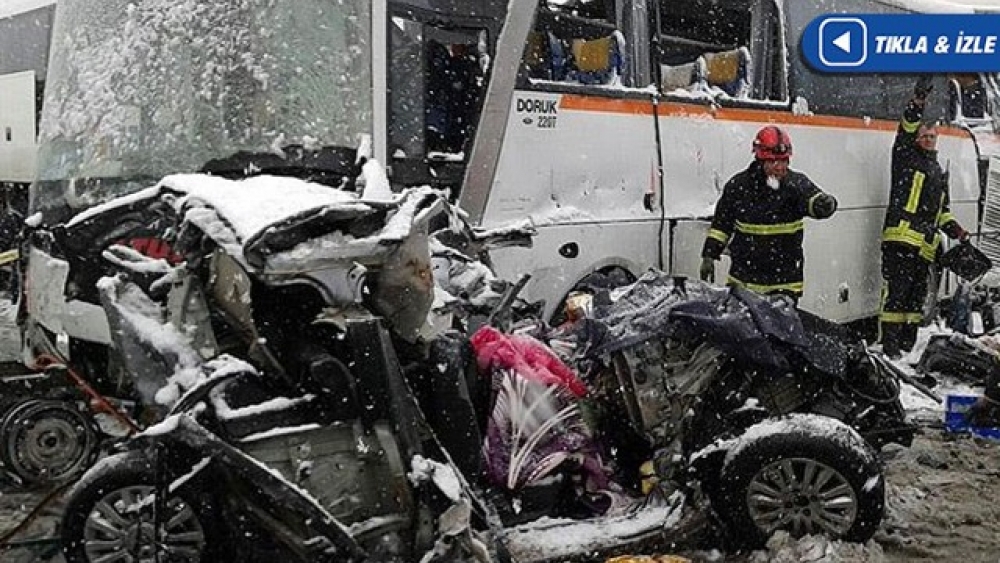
top-left (62, 451), bottom-right (222, 563)
top-left (712, 414), bottom-right (884, 548)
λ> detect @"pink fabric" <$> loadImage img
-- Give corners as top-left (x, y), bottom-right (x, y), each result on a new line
top-left (470, 326), bottom-right (588, 397)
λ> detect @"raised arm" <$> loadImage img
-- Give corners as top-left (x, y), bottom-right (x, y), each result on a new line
top-left (895, 76), bottom-right (933, 151)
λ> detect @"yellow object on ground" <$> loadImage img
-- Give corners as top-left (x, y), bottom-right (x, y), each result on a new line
top-left (638, 460), bottom-right (658, 495)
top-left (0, 249), bottom-right (19, 266)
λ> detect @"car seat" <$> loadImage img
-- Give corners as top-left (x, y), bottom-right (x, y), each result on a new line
top-left (566, 31), bottom-right (624, 85)
top-left (703, 47), bottom-right (750, 98)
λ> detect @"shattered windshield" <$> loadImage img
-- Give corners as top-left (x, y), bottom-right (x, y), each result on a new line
top-left (33, 0), bottom-right (372, 215)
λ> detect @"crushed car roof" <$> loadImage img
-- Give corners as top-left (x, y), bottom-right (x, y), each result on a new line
top-left (65, 173), bottom-right (448, 270)
top-left (67, 174), bottom-right (370, 240)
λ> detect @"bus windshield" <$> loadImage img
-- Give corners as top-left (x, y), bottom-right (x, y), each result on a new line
top-left (33, 0), bottom-right (373, 216)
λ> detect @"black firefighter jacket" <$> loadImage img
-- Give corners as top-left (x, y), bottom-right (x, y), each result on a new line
top-left (701, 161), bottom-right (833, 296)
top-left (882, 100), bottom-right (964, 261)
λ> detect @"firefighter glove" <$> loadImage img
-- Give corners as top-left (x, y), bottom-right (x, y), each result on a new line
top-left (914, 75), bottom-right (934, 100)
top-left (699, 257), bottom-right (715, 283)
top-left (812, 193), bottom-right (838, 219)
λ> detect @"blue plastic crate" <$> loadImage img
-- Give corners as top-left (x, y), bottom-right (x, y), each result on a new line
top-left (944, 394), bottom-right (1000, 441)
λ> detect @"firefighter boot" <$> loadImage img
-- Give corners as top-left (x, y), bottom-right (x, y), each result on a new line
top-left (881, 323), bottom-right (902, 360)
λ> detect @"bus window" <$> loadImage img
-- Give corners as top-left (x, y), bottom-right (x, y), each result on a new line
top-left (426, 40), bottom-right (483, 154)
top-left (388, 15), bottom-right (487, 189)
top-left (800, 73), bottom-right (948, 122)
top-left (949, 74), bottom-right (988, 120)
top-left (986, 74), bottom-right (1000, 131)
top-left (655, 0), bottom-right (784, 101)
top-left (520, 0), bottom-right (625, 86)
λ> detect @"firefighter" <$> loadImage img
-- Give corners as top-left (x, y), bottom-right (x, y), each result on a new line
top-left (699, 126), bottom-right (838, 302)
top-left (880, 77), bottom-right (969, 359)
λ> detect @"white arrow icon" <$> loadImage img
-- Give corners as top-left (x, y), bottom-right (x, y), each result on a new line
top-left (819, 18), bottom-right (866, 67)
top-left (833, 31), bottom-right (852, 53)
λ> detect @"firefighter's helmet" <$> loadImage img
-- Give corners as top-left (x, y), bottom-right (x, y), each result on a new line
top-left (752, 125), bottom-right (792, 160)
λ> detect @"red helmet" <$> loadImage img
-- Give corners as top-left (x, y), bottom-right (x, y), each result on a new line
top-left (753, 125), bottom-right (793, 160)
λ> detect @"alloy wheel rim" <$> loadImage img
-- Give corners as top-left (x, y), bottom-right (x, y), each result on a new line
top-left (82, 484), bottom-right (205, 563)
top-left (745, 457), bottom-right (858, 537)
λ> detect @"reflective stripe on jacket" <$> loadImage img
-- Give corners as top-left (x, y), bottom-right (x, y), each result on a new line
top-left (702, 161), bottom-right (831, 294)
top-left (882, 100), bottom-right (964, 260)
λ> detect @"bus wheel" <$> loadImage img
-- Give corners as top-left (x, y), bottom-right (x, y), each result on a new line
top-left (551, 267), bottom-right (635, 325)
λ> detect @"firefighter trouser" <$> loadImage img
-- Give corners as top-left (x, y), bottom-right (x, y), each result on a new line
top-left (880, 244), bottom-right (930, 355)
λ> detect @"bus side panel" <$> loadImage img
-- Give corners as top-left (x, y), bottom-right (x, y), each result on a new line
top-left (656, 111), bottom-right (895, 212)
top-left (483, 90), bottom-right (662, 317)
top-left (803, 210), bottom-right (884, 322)
top-left (656, 110), bottom-right (732, 219)
top-left (487, 221), bottom-right (660, 318)
top-left (482, 91), bottom-right (657, 228)
top-left (937, 132), bottom-right (982, 208)
top-left (0, 71), bottom-right (38, 184)
top-left (669, 207), bottom-right (887, 322)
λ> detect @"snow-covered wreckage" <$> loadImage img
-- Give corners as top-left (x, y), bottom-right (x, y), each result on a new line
top-left (6, 0), bottom-right (941, 558)
top-left (12, 172), bottom-right (904, 562)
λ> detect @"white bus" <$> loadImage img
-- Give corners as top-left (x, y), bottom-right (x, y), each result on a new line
top-left (0, 0), bottom-right (56, 213)
top-left (27, 0), bottom-right (1000, 350)
top-left (457, 0), bottom-right (1000, 326)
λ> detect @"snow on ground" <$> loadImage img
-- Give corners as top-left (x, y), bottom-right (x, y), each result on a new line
top-left (875, 326), bottom-right (1000, 563)
top-left (3, 320), bottom-right (1000, 563)
top-left (894, 323), bottom-right (981, 424)
top-left (718, 424), bottom-right (1000, 562)
top-left (723, 324), bottom-right (1000, 563)
top-left (878, 431), bottom-right (1000, 562)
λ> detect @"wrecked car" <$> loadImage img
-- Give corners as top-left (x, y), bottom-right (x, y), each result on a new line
top-left (36, 174), bottom-right (895, 562)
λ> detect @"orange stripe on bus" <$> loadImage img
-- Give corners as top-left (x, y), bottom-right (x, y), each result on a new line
top-left (558, 94), bottom-right (970, 138)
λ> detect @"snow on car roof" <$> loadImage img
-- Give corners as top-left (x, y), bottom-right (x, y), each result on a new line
top-left (68, 173), bottom-right (372, 243)
top-left (162, 174), bottom-right (371, 242)
top-left (66, 173), bottom-right (450, 274)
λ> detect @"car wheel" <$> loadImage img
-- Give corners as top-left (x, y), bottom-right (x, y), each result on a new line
top-left (712, 414), bottom-right (884, 548)
top-left (62, 451), bottom-right (218, 563)
top-left (1, 399), bottom-right (99, 487)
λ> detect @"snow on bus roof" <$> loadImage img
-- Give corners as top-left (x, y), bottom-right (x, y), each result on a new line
top-left (875, 0), bottom-right (996, 12)
top-left (0, 0), bottom-right (55, 19)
